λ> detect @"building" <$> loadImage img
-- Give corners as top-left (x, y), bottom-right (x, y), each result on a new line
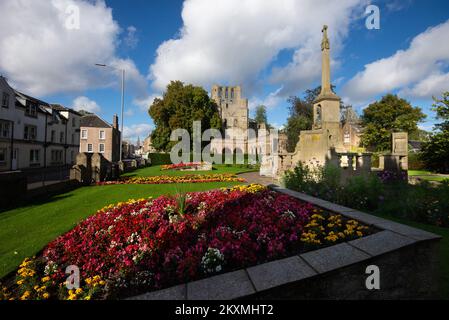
top-left (121, 140), bottom-right (136, 159)
top-left (342, 106), bottom-right (362, 152)
top-left (79, 114), bottom-right (121, 163)
top-left (0, 76), bottom-right (81, 172)
top-left (211, 85), bottom-right (249, 132)
top-left (142, 134), bottom-right (156, 154)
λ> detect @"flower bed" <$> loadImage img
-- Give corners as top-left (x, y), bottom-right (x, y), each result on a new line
top-left (161, 162), bottom-right (204, 171)
top-left (96, 173), bottom-right (245, 185)
top-left (0, 185), bottom-right (373, 300)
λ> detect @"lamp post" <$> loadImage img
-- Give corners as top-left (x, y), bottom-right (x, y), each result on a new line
top-left (95, 63), bottom-right (125, 162)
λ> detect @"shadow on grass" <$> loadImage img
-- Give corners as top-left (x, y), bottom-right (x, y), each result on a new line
top-left (0, 191), bottom-right (76, 217)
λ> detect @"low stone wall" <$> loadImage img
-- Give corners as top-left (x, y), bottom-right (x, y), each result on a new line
top-left (0, 171), bottom-right (27, 209)
top-left (129, 187), bottom-right (441, 300)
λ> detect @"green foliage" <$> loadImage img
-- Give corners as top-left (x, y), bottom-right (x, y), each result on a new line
top-left (408, 152), bottom-right (426, 170)
top-left (254, 105), bottom-right (268, 125)
top-left (148, 153), bottom-right (172, 165)
top-left (284, 94), bottom-right (314, 152)
top-left (421, 92), bottom-right (449, 173)
top-left (361, 94), bottom-right (426, 151)
top-left (148, 81), bottom-right (222, 152)
top-left (284, 162), bottom-right (449, 228)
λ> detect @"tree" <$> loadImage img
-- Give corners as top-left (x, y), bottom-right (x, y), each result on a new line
top-left (254, 105), bottom-right (268, 126)
top-left (148, 81), bottom-right (222, 152)
top-left (360, 94), bottom-right (426, 152)
top-left (421, 92), bottom-right (449, 173)
top-left (284, 87), bottom-right (319, 151)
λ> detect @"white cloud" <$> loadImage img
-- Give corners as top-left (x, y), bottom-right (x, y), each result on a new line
top-left (248, 87), bottom-right (284, 110)
top-left (123, 123), bottom-right (153, 142)
top-left (124, 26), bottom-right (139, 49)
top-left (133, 94), bottom-right (162, 112)
top-left (0, 0), bottom-right (147, 98)
top-left (149, 0), bottom-right (364, 97)
top-left (400, 72), bottom-right (449, 98)
top-left (342, 19), bottom-right (449, 104)
top-left (72, 96), bottom-right (101, 113)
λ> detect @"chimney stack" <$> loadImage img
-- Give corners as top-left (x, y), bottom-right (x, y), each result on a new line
top-left (113, 114), bottom-right (119, 130)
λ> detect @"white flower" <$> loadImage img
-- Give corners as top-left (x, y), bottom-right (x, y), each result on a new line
top-left (201, 248), bottom-right (225, 275)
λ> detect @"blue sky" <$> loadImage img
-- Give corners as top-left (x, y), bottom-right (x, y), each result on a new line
top-left (1, 0), bottom-right (448, 142)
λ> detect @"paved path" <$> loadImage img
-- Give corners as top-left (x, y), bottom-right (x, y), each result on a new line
top-left (237, 172), bottom-right (280, 186)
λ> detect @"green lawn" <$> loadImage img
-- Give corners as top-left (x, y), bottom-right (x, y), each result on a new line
top-left (408, 170), bottom-right (449, 182)
top-left (0, 164), bottom-right (252, 278)
top-left (122, 164), bottom-right (258, 177)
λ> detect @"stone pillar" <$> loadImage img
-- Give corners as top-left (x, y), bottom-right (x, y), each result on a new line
top-left (118, 161), bottom-right (125, 173)
top-left (356, 153), bottom-right (372, 173)
top-left (91, 153), bottom-right (104, 183)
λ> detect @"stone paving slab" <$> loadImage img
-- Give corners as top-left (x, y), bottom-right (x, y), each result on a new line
top-left (129, 284), bottom-right (186, 300)
top-left (348, 230), bottom-right (415, 256)
top-left (301, 243), bottom-right (371, 274)
top-left (187, 270), bottom-right (255, 300)
top-left (374, 221), bottom-right (442, 241)
top-left (246, 256), bottom-right (317, 292)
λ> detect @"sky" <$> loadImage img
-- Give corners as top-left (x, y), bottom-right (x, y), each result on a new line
top-left (0, 0), bottom-right (448, 143)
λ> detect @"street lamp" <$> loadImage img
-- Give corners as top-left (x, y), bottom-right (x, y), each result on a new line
top-left (95, 63), bottom-right (125, 162)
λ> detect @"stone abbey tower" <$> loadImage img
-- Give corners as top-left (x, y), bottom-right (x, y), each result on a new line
top-left (211, 85), bottom-right (249, 132)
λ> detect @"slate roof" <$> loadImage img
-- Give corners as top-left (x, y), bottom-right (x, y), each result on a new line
top-left (50, 104), bottom-right (82, 116)
top-left (80, 114), bottom-right (112, 128)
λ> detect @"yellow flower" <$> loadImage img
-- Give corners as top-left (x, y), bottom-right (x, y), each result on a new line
top-left (16, 280), bottom-right (25, 285)
top-left (42, 293), bottom-right (50, 299)
top-left (84, 295), bottom-right (91, 300)
top-left (41, 276), bottom-right (50, 283)
top-left (20, 291), bottom-right (31, 300)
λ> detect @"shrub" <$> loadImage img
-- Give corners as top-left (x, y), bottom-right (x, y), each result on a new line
top-left (408, 152), bottom-right (426, 170)
top-left (148, 153), bottom-right (172, 166)
top-left (284, 162), bottom-right (449, 228)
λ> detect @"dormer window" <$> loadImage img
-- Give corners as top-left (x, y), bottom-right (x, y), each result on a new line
top-left (25, 101), bottom-right (38, 117)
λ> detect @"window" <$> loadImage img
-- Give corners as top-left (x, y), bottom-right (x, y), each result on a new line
top-left (24, 125), bottom-right (37, 140)
top-left (60, 132), bottom-right (64, 143)
top-left (99, 130), bottom-right (105, 140)
top-left (87, 144), bottom-right (93, 153)
top-left (51, 150), bottom-right (63, 162)
top-left (51, 130), bottom-right (56, 143)
top-left (25, 101), bottom-right (38, 117)
top-left (70, 151), bottom-right (74, 162)
top-left (71, 133), bottom-right (75, 144)
top-left (0, 121), bottom-right (10, 138)
top-left (81, 129), bottom-right (88, 139)
top-left (0, 148), bottom-right (6, 163)
top-left (99, 143), bottom-right (105, 153)
top-left (30, 150), bottom-right (40, 163)
top-left (2, 93), bottom-right (9, 108)
top-left (72, 118), bottom-right (76, 127)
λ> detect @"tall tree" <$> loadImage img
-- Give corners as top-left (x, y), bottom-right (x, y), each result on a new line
top-left (148, 81), bottom-right (222, 152)
top-left (284, 87), bottom-right (320, 151)
top-left (254, 105), bottom-right (268, 126)
top-left (421, 92), bottom-right (449, 173)
top-left (360, 94), bottom-right (426, 152)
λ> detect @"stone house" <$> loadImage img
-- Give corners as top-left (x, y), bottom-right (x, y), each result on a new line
top-left (79, 114), bottom-right (120, 163)
top-left (0, 76), bottom-right (81, 172)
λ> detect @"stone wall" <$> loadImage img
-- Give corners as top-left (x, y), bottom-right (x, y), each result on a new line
top-left (0, 171), bottom-right (27, 209)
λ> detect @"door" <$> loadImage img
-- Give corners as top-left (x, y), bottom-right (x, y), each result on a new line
top-left (12, 148), bottom-right (18, 170)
